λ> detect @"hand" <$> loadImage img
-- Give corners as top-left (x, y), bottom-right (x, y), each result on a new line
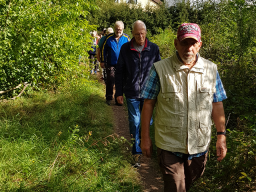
top-left (116, 96), bottom-right (123, 105)
top-left (216, 135), bottom-right (227, 162)
top-left (100, 62), bottom-right (105, 68)
top-left (141, 136), bottom-right (153, 158)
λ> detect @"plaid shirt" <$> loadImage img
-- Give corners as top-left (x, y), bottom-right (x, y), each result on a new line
top-left (173, 150), bottom-right (208, 160)
top-left (141, 58), bottom-right (227, 160)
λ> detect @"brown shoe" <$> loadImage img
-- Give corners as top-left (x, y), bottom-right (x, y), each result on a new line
top-left (115, 99), bottom-right (123, 106)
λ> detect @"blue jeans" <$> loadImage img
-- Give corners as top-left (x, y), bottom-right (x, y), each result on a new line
top-left (126, 98), bottom-right (153, 155)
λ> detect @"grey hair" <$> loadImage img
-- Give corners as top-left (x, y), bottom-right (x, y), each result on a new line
top-left (132, 20), bottom-right (147, 31)
top-left (106, 27), bottom-right (114, 34)
top-left (114, 21), bottom-right (124, 29)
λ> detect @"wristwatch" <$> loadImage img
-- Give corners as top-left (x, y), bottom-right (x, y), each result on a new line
top-left (217, 131), bottom-right (226, 135)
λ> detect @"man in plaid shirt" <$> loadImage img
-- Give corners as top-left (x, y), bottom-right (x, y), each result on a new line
top-left (141, 23), bottom-right (227, 192)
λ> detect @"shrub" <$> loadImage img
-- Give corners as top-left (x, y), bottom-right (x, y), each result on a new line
top-left (150, 27), bottom-right (176, 59)
top-left (0, 0), bottom-right (97, 98)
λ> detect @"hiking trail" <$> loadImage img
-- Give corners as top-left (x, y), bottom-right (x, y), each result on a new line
top-left (97, 73), bottom-right (163, 191)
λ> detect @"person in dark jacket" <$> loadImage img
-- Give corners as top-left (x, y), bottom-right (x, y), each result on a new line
top-left (115, 20), bottom-right (161, 167)
top-left (100, 21), bottom-right (130, 105)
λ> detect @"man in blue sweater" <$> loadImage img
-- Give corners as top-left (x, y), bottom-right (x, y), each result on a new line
top-left (115, 20), bottom-right (161, 167)
top-left (101, 21), bottom-right (130, 105)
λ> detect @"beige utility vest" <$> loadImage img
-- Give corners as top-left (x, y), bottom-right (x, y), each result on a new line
top-left (154, 54), bottom-right (217, 154)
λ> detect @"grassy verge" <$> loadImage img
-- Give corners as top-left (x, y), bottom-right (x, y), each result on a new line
top-left (0, 76), bottom-right (141, 191)
top-left (190, 123), bottom-right (256, 192)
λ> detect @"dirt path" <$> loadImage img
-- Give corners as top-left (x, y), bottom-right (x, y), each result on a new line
top-left (97, 73), bottom-right (163, 191)
top-left (111, 102), bottom-right (164, 192)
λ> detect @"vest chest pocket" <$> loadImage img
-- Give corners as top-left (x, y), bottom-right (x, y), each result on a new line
top-left (161, 86), bottom-right (184, 113)
top-left (197, 87), bottom-right (213, 110)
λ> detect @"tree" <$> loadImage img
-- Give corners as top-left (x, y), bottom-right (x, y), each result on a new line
top-left (88, 0), bottom-right (172, 36)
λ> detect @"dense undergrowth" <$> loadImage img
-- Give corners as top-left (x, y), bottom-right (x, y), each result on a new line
top-left (0, 75), bottom-right (141, 191)
top-left (0, 0), bottom-right (97, 98)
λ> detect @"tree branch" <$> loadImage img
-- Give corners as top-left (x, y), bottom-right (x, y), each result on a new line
top-left (0, 82), bottom-right (31, 102)
top-left (10, 83), bottom-right (31, 100)
top-left (0, 83), bottom-right (23, 94)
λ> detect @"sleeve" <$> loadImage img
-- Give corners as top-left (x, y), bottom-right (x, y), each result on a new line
top-left (154, 45), bottom-right (161, 62)
top-left (115, 46), bottom-right (125, 97)
top-left (127, 34), bottom-right (131, 41)
top-left (123, 33), bottom-right (131, 42)
top-left (213, 71), bottom-right (227, 102)
top-left (101, 37), bottom-right (108, 63)
top-left (141, 65), bottom-right (160, 99)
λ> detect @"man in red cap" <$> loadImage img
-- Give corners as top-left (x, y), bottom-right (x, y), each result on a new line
top-left (141, 23), bottom-right (227, 191)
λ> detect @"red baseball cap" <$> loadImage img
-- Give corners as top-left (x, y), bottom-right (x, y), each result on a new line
top-left (177, 23), bottom-right (201, 42)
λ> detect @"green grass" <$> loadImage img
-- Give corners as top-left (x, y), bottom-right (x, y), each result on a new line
top-left (0, 76), bottom-right (141, 191)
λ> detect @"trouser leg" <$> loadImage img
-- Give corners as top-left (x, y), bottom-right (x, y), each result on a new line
top-left (158, 148), bottom-right (186, 192)
top-left (126, 98), bottom-right (142, 155)
top-left (89, 55), bottom-right (93, 72)
top-left (184, 152), bottom-right (208, 190)
top-left (157, 148), bottom-right (207, 192)
top-left (126, 98), bottom-right (153, 154)
top-left (94, 59), bottom-right (99, 72)
top-left (91, 55), bottom-right (98, 73)
top-left (89, 55), bottom-right (96, 74)
top-left (106, 66), bottom-right (115, 100)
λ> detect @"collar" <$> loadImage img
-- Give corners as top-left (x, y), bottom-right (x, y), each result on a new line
top-left (173, 51), bottom-right (204, 73)
top-left (130, 38), bottom-right (149, 52)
